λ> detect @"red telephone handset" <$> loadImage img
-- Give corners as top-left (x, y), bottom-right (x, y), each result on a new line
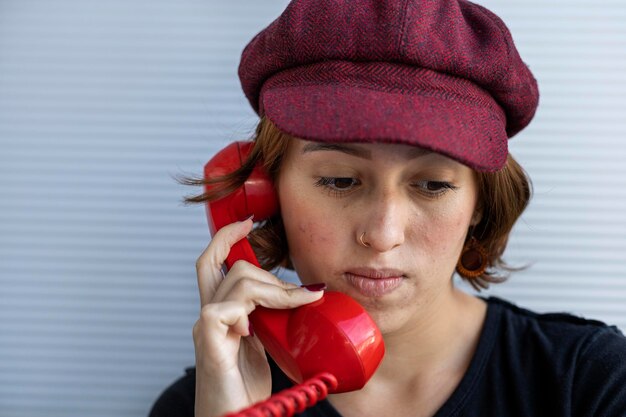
top-left (204, 141), bottom-right (385, 397)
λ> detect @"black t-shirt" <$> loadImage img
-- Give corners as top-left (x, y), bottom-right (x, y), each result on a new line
top-left (149, 297), bottom-right (626, 416)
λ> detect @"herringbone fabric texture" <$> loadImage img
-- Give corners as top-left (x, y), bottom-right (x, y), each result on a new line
top-left (238, 0), bottom-right (539, 172)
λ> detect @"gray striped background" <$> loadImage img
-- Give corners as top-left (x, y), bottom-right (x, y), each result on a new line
top-left (1, 1), bottom-right (625, 416)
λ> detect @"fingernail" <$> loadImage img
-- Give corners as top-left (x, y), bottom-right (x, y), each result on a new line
top-left (248, 323), bottom-right (255, 337)
top-left (241, 214), bottom-right (254, 222)
top-left (300, 283), bottom-right (327, 292)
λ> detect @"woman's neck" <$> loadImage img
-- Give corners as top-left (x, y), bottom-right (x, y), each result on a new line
top-left (328, 289), bottom-right (487, 417)
top-left (380, 289), bottom-right (485, 379)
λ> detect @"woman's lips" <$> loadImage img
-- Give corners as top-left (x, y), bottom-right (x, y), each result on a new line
top-left (344, 269), bottom-right (405, 297)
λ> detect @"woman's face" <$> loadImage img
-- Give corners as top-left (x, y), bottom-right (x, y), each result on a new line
top-left (276, 138), bottom-right (480, 334)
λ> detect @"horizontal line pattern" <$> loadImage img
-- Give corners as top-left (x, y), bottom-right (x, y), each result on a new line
top-left (0, 1), bottom-right (290, 417)
top-left (0, 1), bottom-right (625, 417)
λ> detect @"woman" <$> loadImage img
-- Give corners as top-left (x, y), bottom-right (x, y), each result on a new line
top-left (150, 0), bottom-right (626, 416)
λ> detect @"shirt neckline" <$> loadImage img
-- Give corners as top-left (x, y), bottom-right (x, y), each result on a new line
top-left (430, 296), bottom-right (502, 416)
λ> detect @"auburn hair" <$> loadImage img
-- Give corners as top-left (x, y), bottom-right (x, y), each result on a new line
top-left (181, 117), bottom-right (532, 290)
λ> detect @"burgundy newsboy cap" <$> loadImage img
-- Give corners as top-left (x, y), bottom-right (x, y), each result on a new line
top-left (238, 0), bottom-right (539, 172)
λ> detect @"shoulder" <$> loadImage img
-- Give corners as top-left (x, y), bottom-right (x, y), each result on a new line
top-left (486, 296), bottom-right (625, 349)
top-left (148, 368), bottom-right (196, 417)
top-left (484, 297), bottom-right (626, 415)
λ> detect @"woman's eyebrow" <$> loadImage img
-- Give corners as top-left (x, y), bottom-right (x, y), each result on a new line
top-left (301, 142), bottom-right (430, 159)
top-left (301, 143), bottom-right (371, 158)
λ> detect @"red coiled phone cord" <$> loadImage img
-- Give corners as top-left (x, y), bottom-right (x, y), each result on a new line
top-left (222, 372), bottom-right (338, 417)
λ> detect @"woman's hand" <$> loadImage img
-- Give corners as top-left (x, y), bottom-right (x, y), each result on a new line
top-left (193, 218), bottom-right (324, 417)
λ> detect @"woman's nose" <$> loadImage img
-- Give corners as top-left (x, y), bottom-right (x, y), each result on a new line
top-left (360, 191), bottom-right (408, 253)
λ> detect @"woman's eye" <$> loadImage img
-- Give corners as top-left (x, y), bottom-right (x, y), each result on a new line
top-left (331, 178), bottom-right (357, 189)
top-left (314, 177), bottom-right (360, 193)
top-left (413, 180), bottom-right (457, 195)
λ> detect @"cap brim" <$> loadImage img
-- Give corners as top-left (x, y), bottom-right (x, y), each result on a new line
top-left (262, 84), bottom-right (508, 172)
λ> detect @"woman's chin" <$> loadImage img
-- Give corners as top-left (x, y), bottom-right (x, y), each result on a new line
top-left (359, 303), bottom-right (414, 336)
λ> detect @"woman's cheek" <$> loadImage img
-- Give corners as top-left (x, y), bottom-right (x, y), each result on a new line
top-left (292, 218), bottom-right (335, 249)
top-left (421, 207), bottom-right (471, 259)
top-left (287, 219), bottom-right (336, 284)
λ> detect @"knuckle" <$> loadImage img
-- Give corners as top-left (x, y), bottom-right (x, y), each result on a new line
top-left (229, 259), bottom-right (250, 274)
top-left (195, 253), bottom-right (213, 273)
top-left (192, 320), bottom-right (201, 339)
top-left (192, 316), bottom-right (210, 344)
top-left (283, 289), bottom-right (302, 299)
top-left (283, 287), bottom-right (301, 301)
top-left (232, 277), bottom-right (255, 295)
top-left (198, 303), bottom-right (219, 322)
top-left (213, 225), bottom-right (231, 240)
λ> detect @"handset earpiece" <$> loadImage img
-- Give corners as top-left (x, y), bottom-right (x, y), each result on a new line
top-left (204, 141), bottom-right (278, 269)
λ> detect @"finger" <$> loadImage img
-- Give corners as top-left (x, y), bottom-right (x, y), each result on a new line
top-left (211, 259), bottom-right (300, 303)
top-left (195, 301), bottom-right (251, 340)
top-left (196, 218), bottom-right (254, 307)
top-left (193, 301), bottom-right (252, 373)
top-left (222, 279), bottom-right (325, 311)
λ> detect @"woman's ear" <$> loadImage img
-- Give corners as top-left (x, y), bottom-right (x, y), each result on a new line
top-left (470, 171), bottom-right (483, 227)
top-left (470, 204), bottom-right (483, 227)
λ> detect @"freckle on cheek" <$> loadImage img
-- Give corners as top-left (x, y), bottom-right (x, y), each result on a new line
top-left (296, 222), bottom-right (314, 244)
top-left (297, 221), bottom-right (328, 245)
